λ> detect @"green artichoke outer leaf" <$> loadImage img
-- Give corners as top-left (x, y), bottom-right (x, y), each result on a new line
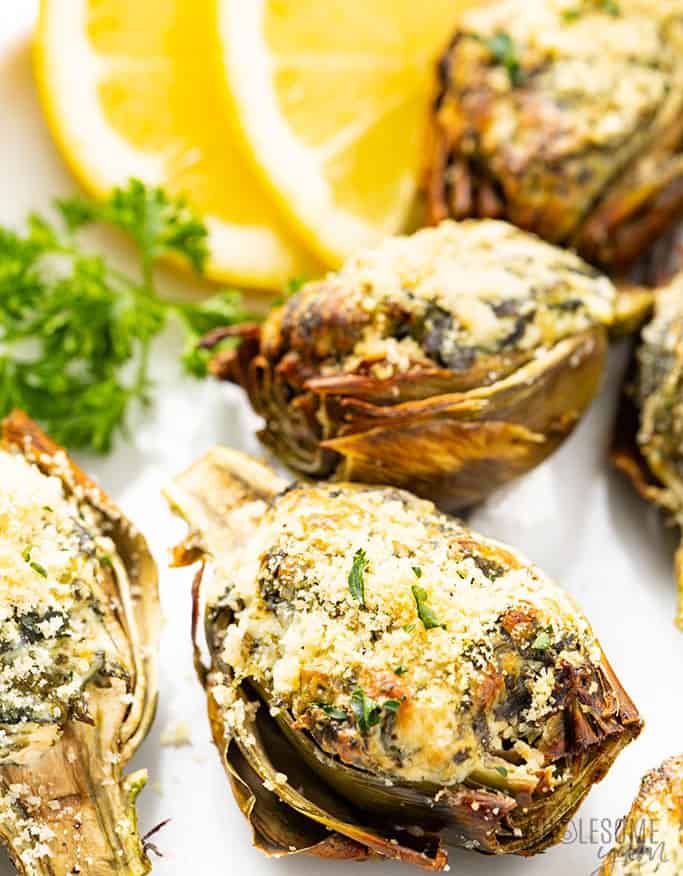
top-left (167, 445), bottom-right (642, 871)
top-left (0, 411), bottom-right (160, 875)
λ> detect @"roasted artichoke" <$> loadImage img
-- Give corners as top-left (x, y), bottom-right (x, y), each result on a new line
top-left (612, 272), bottom-right (683, 628)
top-left (0, 411), bottom-right (160, 875)
top-left (207, 219), bottom-right (649, 511)
top-left (425, 0), bottom-right (683, 271)
top-left (599, 754), bottom-right (683, 875)
top-left (165, 446), bottom-right (642, 871)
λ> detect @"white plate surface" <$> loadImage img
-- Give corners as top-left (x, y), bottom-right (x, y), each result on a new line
top-left (1, 5), bottom-right (682, 875)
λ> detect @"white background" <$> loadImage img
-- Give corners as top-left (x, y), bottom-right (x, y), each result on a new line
top-left (1, 4), bottom-right (683, 875)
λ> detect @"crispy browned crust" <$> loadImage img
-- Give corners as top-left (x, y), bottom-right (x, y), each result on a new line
top-left (3, 408), bottom-right (115, 514)
top-left (425, 28), bottom-right (683, 272)
top-left (209, 322), bottom-right (607, 511)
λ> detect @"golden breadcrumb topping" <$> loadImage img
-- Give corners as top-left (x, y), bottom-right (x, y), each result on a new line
top-left (0, 451), bottom-right (123, 763)
top-left (459, 0), bottom-right (675, 148)
top-left (288, 220), bottom-right (615, 382)
top-left (209, 481), bottom-right (604, 790)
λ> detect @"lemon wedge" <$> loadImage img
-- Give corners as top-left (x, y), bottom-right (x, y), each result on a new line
top-left (35, 0), bottom-right (317, 288)
top-left (217, 0), bottom-right (470, 265)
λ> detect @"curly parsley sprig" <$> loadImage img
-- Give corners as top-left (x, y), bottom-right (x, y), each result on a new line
top-left (0, 179), bottom-right (254, 452)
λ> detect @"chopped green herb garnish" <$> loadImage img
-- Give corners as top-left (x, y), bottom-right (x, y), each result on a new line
top-left (383, 699), bottom-right (401, 713)
top-left (316, 703), bottom-right (347, 721)
top-left (348, 548), bottom-right (369, 608)
top-left (562, 0), bottom-right (620, 20)
top-left (42, 506), bottom-right (53, 513)
top-left (99, 555), bottom-right (113, 568)
top-left (402, 623), bottom-right (416, 633)
top-left (21, 546), bottom-right (32, 563)
top-left (0, 179), bottom-right (254, 452)
top-left (532, 630), bottom-right (552, 651)
top-left (412, 585), bottom-right (446, 631)
top-left (495, 766), bottom-right (509, 778)
top-left (351, 688), bottom-right (382, 734)
top-left (29, 561), bottom-right (48, 579)
top-left (473, 31), bottom-right (522, 85)
top-left (411, 566), bottom-right (422, 578)
top-left (394, 666), bottom-right (407, 676)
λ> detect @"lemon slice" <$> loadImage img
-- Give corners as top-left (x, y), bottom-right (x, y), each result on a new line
top-left (35, 0), bottom-right (317, 288)
top-left (217, 0), bottom-right (470, 265)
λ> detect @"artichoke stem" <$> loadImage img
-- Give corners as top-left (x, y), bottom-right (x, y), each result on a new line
top-left (0, 721), bottom-right (150, 876)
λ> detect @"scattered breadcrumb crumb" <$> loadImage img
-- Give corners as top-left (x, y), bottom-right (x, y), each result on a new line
top-left (160, 720), bottom-right (192, 748)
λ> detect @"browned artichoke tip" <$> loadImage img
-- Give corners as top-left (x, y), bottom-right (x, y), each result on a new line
top-left (164, 446), bottom-right (642, 872)
top-left (0, 410), bottom-right (160, 876)
top-left (206, 219), bottom-right (650, 512)
top-left (612, 272), bottom-right (683, 629)
top-left (424, 0), bottom-right (683, 272)
top-left (599, 754), bottom-right (683, 875)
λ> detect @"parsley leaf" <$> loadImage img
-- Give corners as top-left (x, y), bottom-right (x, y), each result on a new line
top-left (0, 179), bottom-right (253, 451)
top-left (473, 31), bottom-right (522, 85)
top-left (57, 179), bottom-right (208, 278)
top-left (348, 548), bottom-right (369, 608)
top-left (175, 290), bottom-right (252, 377)
top-left (412, 585), bottom-right (446, 631)
top-left (562, 0), bottom-right (620, 20)
top-left (495, 766), bottom-right (509, 778)
top-left (394, 666), bottom-right (407, 676)
top-left (383, 699), bottom-right (401, 712)
top-left (315, 703), bottom-right (347, 721)
top-left (532, 628), bottom-right (553, 651)
top-left (351, 688), bottom-right (382, 734)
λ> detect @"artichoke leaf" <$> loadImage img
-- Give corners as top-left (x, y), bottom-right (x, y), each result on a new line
top-left (425, 1), bottom-right (683, 270)
top-left (210, 687), bottom-right (448, 869)
top-left (167, 449), bottom-right (449, 868)
top-left (322, 329), bottom-right (606, 510)
top-left (0, 411), bottom-right (160, 875)
top-left (167, 446), bottom-right (641, 870)
top-left (205, 214), bottom-right (630, 509)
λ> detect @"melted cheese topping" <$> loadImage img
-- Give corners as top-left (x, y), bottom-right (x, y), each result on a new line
top-left (288, 220), bottom-right (615, 381)
top-left (210, 482), bottom-right (604, 788)
top-left (0, 451), bottom-right (121, 763)
top-left (461, 0), bottom-right (679, 145)
top-left (435, 1), bottom-right (683, 250)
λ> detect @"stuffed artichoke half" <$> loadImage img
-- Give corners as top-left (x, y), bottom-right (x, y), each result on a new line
top-left (165, 446), bottom-right (641, 871)
top-left (206, 219), bottom-right (649, 511)
top-left (0, 411), bottom-right (159, 875)
top-left (612, 273), bottom-right (683, 628)
top-left (425, 0), bottom-right (683, 271)
top-left (600, 754), bottom-right (683, 875)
